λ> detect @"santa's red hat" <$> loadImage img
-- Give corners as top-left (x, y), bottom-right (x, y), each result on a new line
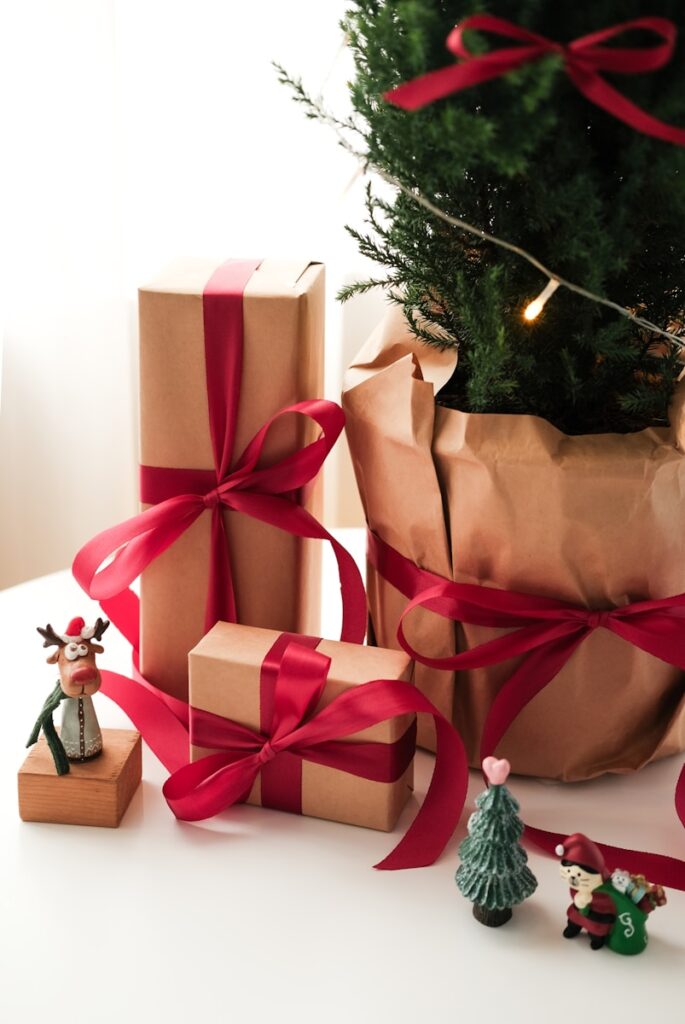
top-left (555, 833), bottom-right (609, 879)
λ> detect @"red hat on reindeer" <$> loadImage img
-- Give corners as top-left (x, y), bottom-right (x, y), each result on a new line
top-left (61, 617), bottom-right (99, 642)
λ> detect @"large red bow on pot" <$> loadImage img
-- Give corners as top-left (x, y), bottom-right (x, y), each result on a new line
top-left (162, 637), bottom-right (467, 870)
top-left (369, 530), bottom-right (685, 889)
top-left (385, 14), bottom-right (685, 146)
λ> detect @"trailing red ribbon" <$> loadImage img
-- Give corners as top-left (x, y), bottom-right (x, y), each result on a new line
top-left (73, 259), bottom-right (366, 646)
top-left (385, 14), bottom-right (685, 146)
top-left (368, 529), bottom-right (685, 889)
top-left (163, 635), bottom-right (466, 870)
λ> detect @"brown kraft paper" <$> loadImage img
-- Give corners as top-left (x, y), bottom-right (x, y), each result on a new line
top-left (189, 622), bottom-right (415, 831)
top-left (139, 259), bottom-right (324, 702)
top-left (343, 306), bottom-right (685, 781)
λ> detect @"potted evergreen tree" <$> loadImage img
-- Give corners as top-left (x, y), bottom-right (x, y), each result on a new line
top-left (282, 2), bottom-right (685, 780)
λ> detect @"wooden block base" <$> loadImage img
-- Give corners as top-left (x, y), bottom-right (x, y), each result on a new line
top-left (18, 728), bottom-right (142, 827)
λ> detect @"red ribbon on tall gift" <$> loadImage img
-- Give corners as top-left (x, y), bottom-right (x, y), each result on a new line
top-left (368, 529), bottom-right (685, 889)
top-left (385, 15), bottom-right (685, 146)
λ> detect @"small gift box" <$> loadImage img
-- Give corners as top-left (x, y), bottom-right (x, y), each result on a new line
top-left (186, 623), bottom-right (415, 832)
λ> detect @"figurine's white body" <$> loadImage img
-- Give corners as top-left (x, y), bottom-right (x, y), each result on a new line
top-left (61, 694), bottom-right (103, 760)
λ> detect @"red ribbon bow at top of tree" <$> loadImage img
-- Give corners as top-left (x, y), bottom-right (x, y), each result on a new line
top-left (384, 14), bottom-right (685, 146)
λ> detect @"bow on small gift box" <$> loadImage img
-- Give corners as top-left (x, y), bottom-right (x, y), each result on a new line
top-left (93, 627), bottom-right (468, 870)
top-left (162, 628), bottom-right (467, 869)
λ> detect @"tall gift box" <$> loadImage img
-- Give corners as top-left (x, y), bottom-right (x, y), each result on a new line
top-left (138, 259), bottom-right (324, 701)
top-left (189, 622), bottom-right (415, 831)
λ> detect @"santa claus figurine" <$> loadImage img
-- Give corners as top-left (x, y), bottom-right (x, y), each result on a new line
top-left (556, 832), bottom-right (665, 955)
top-left (557, 833), bottom-right (616, 950)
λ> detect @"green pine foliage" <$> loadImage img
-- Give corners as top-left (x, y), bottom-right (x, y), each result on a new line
top-left (297, 1), bottom-right (685, 434)
top-left (456, 784), bottom-right (537, 910)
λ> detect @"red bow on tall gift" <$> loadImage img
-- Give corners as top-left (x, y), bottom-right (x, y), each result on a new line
top-left (385, 15), bottom-right (685, 146)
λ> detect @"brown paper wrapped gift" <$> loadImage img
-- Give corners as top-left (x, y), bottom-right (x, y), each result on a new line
top-left (343, 306), bottom-right (685, 781)
top-left (189, 622), bottom-right (415, 831)
top-left (139, 259), bottom-right (324, 702)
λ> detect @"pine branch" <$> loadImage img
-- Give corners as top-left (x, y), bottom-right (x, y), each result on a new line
top-left (337, 277), bottom-right (394, 302)
top-left (278, 1), bottom-right (685, 433)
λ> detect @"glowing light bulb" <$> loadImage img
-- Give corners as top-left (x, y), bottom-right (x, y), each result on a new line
top-left (523, 278), bottom-right (560, 321)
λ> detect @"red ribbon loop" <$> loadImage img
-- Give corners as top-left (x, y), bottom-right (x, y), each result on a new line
top-left (385, 14), bottom-right (685, 146)
top-left (163, 637), bottom-right (467, 870)
top-left (368, 528), bottom-right (685, 888)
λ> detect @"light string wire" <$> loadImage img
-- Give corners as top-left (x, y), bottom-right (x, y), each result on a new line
top-left (300, 77), bottom-right (685, 352)
top-left (370, 162), bottom-right (685, 350)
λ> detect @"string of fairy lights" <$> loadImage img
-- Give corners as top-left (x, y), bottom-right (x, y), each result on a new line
top-left (352, 138), bottom-right (685, 350)
top-left (304, 39), bottom-right (685, 353)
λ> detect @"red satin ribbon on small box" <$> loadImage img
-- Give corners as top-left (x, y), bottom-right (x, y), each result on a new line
top-left (86, 625), bottom-right (466, 868)
top-left (162, 631), bottom-right (466, 870)
top-left (385, 14), bottom-right (685, 146)
top-left (368, 529), bottom-right (685, 888)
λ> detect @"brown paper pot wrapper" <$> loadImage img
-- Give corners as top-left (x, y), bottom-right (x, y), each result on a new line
top-left (343, 307), bottom-right (685, 781)
top-left (139, 259), bottom-right (324, 702)
top-left (190, 622), bottom-right (415, 831)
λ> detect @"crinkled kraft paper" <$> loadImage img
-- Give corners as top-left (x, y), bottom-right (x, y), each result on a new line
top-left (343, 306), bottom-right (685, 781)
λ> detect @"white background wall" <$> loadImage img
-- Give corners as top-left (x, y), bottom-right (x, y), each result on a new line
top-left (0, 0), bottom-right (387, 589)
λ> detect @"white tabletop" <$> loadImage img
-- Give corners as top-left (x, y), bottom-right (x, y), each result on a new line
top-left (1, 528), bottom-right (683, 1024)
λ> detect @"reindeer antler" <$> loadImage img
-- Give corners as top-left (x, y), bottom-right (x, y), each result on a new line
top-left (91, 617), bottom-right (110, 642)
top-left (37, 624), bottom-right (65, 648)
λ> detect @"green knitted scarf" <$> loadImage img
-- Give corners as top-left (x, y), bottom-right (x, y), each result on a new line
top-left (27, 682), bottom-right (70, 775)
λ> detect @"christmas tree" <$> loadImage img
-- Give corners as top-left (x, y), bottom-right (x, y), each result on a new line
top-left (456, 758), bottom-right (537, 926)
top-left (280, 2), bottom-right (685, 434)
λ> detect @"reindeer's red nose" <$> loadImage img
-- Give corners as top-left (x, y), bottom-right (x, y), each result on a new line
top-left (71, 666), bottom-right (97, 684)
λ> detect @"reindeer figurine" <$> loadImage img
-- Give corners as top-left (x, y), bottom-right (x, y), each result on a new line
top-left (27, 616), bottom-right (109, 775)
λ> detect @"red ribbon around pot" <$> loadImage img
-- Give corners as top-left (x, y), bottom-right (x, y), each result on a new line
top-left (368, 529), bottom-right (685, 889)
top-left (385, 14), bottom-right (685, 146)
top-left (163, 632), bottom-right (466, 870)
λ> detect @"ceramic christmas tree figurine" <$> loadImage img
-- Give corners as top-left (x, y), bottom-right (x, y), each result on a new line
top-left (455, 757), bottom-right (537, 926)
top-left (556, 833), bottom-right (667, 954)
top-left (27, 617), bottom-right (109, 775)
